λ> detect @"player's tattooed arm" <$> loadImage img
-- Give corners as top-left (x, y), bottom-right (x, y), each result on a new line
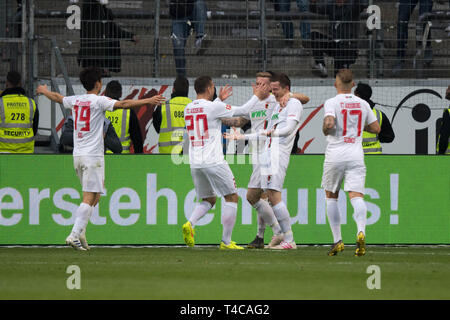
top-left (221, 117), bottom-right (249, 128)
top-left (322, 115), bottom-right (335, 136)
top-left (114, 95), bottom-right (165, 109)
top-left (364, 120), bottom-right (381, 134)
top-left (36, 84), bottom-right (64, 104)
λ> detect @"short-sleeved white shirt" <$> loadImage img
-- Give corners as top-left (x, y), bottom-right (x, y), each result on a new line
top-left (323, 94), bottom-right (377, 162)
top-left (184, 98), bottom-right (236, 168)
top-left (63, 94), bottom-right (117, 157)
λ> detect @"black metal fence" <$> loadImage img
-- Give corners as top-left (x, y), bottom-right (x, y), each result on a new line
top-left (1, 0), bottom-right (450, 87)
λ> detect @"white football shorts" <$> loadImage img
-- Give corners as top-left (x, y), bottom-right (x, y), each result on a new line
top-left (321, 160), bottom-right (366, 194)
top-left (191, 163), bottom-right (237, 199)
top-left (73, 156), bottom-right (105, 194)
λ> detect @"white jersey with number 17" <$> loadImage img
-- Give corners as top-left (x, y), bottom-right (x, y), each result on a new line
top-left (184, 98), bottom-right (235, 168)
top-left (324, 94), bottom-right (377, 163)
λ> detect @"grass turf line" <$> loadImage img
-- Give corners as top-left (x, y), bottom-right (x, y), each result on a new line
top-left (0, 246), bottom-right (449, 299)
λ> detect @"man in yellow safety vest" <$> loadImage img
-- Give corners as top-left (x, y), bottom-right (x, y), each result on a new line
top-left (354, 83), bottom-right (395, 154)
top-left (0, 71), bottom-right (39, 153)
top-left (104, 80), bottom-right (143, 153)
top-left (153, 76), bottom-right (192, 154)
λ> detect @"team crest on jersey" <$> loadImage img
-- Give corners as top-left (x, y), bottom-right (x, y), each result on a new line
top-left (226, 104), bottom-right (232, 110)
top-left (265, 103), bottom-right (269, 109)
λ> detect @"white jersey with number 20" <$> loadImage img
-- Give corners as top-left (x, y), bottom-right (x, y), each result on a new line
top-left (185, 98), bottom-right (235, 168)
top-left (324, 94), bottom-right (377, 163)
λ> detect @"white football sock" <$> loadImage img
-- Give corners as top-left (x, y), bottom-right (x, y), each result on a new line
top-left (71, 202), bottom-right (92, 238)
top-left (272, 201), bottom-right (293, 241)
top-left (80, 205), bottom-right (95, 237)
top-left (253, 199), bottom-right (282, 235)
top-left (326, 198), bottom-right (342, 243)
top-left (221, 202), bottom-right (238, 245)
top-left (189, 201), bottom-right (213, 227)
top-left (351, 197), bottom-right (367, 236)
top-left (257, 213), bottom-right (265, 239)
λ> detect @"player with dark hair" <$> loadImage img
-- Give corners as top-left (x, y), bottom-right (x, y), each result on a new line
top-left (36, 67), bottom-right (164, 250)
top-left (181, 76), bottom-right (246, 250)
top-left (225, 72), bottom-right (304, 249)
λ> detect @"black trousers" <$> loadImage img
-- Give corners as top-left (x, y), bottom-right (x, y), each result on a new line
top-left (311, 31), bottom-right (358, 74)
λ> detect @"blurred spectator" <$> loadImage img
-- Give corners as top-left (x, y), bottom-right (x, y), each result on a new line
top-left (436, 85), bottom-right (450, 155)
top-left (0, 71), bottom-right (39, 153)
top-left (77, 0), bottom-right (139, 77)
top-left (170, 0), bottom-right (208, 77)
top-left (392, 0), bottom-right (433, 75)
top-left (309, 0), bottom-right (366, 77)
top-left (60, 115), bottom-right (122, 154)
top-left (273, 0), bottom-right (311, 48)
top-left (153, 76), bottom-right (191, 154)
top-left (104, 80), bottom-right (143, 153)
top-left (354, 83), bottom-right (395, 154)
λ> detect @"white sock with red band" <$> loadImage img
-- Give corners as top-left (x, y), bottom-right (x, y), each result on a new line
top-left (351, 197), bottom-right (367, 235)
top-left (326, 198), bottom-right (342, 243)
top-left (189, 201), bottom-right (213, 227)
top-left (221, 202), bottom-right (238, 245)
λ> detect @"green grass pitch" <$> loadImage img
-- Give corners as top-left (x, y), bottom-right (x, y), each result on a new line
top-left (0, 246), bottom-right (449, 300)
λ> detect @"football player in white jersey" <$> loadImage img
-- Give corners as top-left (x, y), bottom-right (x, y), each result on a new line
top-left (181, 76), bottom-right (246, 250)
top-left (221, 71), bottom-right (309, 249)
top-left (36, 67), bottom-right (165, 251)
top-left (321, 69), bottom-right (380, 256)
top-left (225, 72), bottom-right (303, 250)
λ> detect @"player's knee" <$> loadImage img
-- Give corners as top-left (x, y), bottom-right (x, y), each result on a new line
top-left (246, 193), bottom-right (258, 206)
top-left (203, 197), bottom-right (216, 207)
top-left (225, 193), bottom-right (239, 203)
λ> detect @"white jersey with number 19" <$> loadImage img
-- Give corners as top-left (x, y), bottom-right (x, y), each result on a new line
top-left (324, 94), bottom-right (377, 163)
top-left (184, 98), bottom-right (235, 168)
top-left (63, 94), bottom-right (117, 157)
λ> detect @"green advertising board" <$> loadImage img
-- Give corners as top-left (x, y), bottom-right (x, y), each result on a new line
top-left (0, 155), bottom-right (448, 244)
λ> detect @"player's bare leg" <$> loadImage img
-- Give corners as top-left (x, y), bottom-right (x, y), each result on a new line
top-left (325, 190), bottom-right (344, 256)
top-left (349, 191), bottom-right (367, 256)
top-left (267, 190), bottom-right (296, 249)
top-left (220, 193), bottom-right (244, 250)
top-left (183, 197), bottom-right (216, 247)
top-left (66, 191), bottom-right (98, 251)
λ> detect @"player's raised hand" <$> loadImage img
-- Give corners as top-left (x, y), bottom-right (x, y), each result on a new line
top-left (253, 82), bottom-right (270, 100)
top-left (219, 84), bottom-right (233, 101)
top-left (279, 92), bottom-right (290, 107)
top-left (223, 127), bottom-right (244, 140)
top-left (36, 84), bottom-right (48, 95)
top-left (146, 94), bottom-right (165, 105)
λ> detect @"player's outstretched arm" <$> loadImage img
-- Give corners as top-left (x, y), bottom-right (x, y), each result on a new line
top-left (364, 120), bottom-right (381, 134)
top-left (36, 84), bottom-right (65, 104)
top-left (322, 115), bottom-right (335, 136)
top-left (221, 117), bottom-right (249, 128)
top-left (114, 95), bottom-right (165, 109)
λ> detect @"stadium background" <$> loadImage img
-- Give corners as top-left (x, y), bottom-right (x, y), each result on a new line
top-left (0, 0), bottom-right (449, 245)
